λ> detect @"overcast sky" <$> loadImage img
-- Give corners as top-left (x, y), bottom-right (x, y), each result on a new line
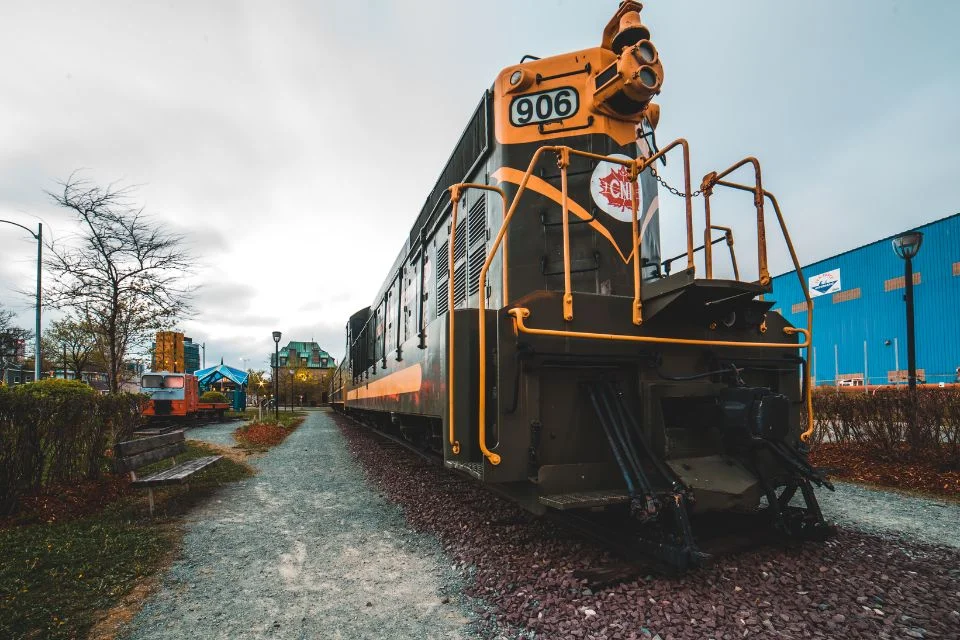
top-left (2, 0), bottom-right (958, 371)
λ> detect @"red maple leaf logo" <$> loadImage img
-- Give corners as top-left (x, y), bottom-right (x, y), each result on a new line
top-left (597, 166), bottom-right (634, 212)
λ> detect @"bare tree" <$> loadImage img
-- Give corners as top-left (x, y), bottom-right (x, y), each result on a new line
top-left (46, 174), bottom-right (194, 392)
top-left (43, 316), bottom-right (100, 380)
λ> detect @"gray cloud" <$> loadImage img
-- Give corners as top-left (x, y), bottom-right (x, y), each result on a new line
top-left (2, 0), bottom-right (958, 370)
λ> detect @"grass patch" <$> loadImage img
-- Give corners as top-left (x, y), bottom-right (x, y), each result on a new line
top-left (234, 412), bottom-right (306, 451)
top-left (0, 441), bottom-right (252, 639)
top-left (139, 442), bottom-right (254, 488)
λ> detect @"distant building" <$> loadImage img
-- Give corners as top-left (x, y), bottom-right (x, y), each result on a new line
top-left (184, 337), bottom-right (201, 373)
top-left (273, 341), bottom-right (336, 378)
top-left (271, 341), bottom-right (337, 404)
top-left (150, 332), bottom-right (201, 373)
top-left (2, 367), bottom-right (34, 386)
top-left (770, 212), bottom-right (960, 386)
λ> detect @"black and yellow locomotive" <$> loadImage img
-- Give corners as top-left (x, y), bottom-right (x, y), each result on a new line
top-left (330, 2), bottom-right (831, 568)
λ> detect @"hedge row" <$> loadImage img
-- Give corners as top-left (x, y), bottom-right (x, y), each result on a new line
top-left (809, 387), bottom-right (960, 460)
top-left (0, 379), bottom-right (144, 515)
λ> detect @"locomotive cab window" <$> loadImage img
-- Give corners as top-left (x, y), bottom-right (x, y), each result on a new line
top-left (164, 375), bottom-right (185, 389)
top-left (141, 374), bottom-right (164, 388)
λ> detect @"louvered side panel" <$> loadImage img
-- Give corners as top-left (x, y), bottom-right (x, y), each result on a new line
top-left (469, 247), bottom-right (485, 297)
top-left (437, 241), bottom-right (450, 280)
top-left (453, 264), bottom-right (467, 308)
top-left (454, 222), bottom-right (467, 263)
top-left (468, 196), bottom-right (487, 245)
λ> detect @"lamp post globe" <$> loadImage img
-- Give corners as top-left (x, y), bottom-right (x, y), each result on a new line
top-left (272, 331), bottom-right (282, 420)
top-left (892, 230), bottom-right (923, 392)
top-left (892, 230), bottom-right (923, 260)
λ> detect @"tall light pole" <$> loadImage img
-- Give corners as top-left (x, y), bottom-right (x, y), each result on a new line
top-left (272, 331), bottom-right (282, 420)
top-left (0, 220), bottom-right (41, 381)
top-left (892, 231), bottom-right (923, 392)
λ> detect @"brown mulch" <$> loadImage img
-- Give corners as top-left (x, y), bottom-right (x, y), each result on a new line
top-left (233, 419), bottom-right (304, 449)
top-left (335, 413), bottom-right (960, 640)
top-left (810, 443), bottom-right (960, 500)
top-left (0, 474), bottom-right (132, 528)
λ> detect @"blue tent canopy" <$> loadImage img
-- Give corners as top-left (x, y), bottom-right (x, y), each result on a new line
top-left (194, 364), bottom-right (249, 388)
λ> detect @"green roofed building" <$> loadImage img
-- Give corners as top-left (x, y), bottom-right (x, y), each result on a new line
top-left (271, 341), bottom-right (337, 405)
top-left (274, 341), bottom-right (336, 370)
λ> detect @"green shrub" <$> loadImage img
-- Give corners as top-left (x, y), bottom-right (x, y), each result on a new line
top-left (199, 390), bottom-right (228, 404)
top-left (0, 380), bottom-right (145, 515)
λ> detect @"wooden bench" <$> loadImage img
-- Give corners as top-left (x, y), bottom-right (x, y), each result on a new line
top-left (114, 430), bottom-right (222, 515)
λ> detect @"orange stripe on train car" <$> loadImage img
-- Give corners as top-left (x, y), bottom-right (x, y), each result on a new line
top-left (347, 363), bottom-right (422, 401)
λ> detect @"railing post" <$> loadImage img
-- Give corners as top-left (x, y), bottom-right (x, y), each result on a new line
top-left (558, 147), bottom-right (574, 322)
top-left (701, 173), bottom-right (716, 279)
top-left (630, 159), bottom-right (643, 326)
top-left (447, 185), bottom-right (462, 455)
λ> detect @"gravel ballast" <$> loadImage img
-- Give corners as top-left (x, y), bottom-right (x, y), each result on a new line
top-left (335, 412), bottom-right (960, 640)
top-left (124, 409), bottom-right (475, 639)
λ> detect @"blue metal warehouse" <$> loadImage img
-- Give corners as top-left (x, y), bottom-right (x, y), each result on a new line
top-left (769, 212), bottom-right (960, 386)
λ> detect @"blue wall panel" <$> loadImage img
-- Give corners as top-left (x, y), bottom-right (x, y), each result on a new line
top-left (770, 213), bottom-right (960, 385)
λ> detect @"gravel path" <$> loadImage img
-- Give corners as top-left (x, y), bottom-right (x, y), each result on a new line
top-left (183, 420), bottom-right (240, 448)
top-left (124, 409), bottom-right (474, 640)
top-left (819, 481), bottom-right (960, 548)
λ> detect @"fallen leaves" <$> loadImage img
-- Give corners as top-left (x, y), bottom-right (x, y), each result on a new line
top-left (810, 442), bottom-right (960, 500)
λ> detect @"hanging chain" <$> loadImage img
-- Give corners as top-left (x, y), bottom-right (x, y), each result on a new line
top-left (649, 164), bottom-right (702, 199)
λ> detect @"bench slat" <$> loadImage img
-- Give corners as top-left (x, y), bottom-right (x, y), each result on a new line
top-left (131, 456), bottom-right (223, 487)
top-left (115, 431), bottom-right (185, 458)
top-left (115, 442), bottom-right (186, 473)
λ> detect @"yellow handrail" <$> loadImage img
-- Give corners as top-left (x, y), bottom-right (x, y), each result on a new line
top-left (446, 184), bottom-right (508, 456)
top-left (705, 224), bottom-right (739, 281)
top-left (454, 140), bottom-right (814, 466)
top-left (706, 180), bottom-right (816, 441)
top-left (509, 307), bottom-right (814, 442)
top-left (702, 158), bottom-right (769, 286)
top-left (509, 307), bottom-right (810, 349)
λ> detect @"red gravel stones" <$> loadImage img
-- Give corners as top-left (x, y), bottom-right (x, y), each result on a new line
top-left (336, 415), bottom-right (960, 640)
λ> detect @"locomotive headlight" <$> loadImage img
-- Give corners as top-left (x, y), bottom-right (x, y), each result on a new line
top-left (594, 2), bottom-right (664, 120)
top-left (504, 68), bottom-right (534, 93)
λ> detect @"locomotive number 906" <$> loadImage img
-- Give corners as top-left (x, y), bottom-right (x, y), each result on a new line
top-left (510, 87), bottom-right (579, 127)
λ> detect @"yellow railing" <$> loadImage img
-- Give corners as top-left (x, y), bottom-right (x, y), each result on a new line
top-left (446, 140), bottom-right (815, 466)
top-left (447, 184), bottom-right (508, 462)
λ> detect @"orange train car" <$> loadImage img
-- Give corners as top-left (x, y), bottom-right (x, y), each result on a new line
top-left (141, 372), bottom-right (229, 422)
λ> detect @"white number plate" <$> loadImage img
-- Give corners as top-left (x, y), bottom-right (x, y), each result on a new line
top-left (510, 87), bottom-right (580, 127)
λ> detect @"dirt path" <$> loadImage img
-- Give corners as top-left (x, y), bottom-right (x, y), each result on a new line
top-left (123, 409), bottom-right (473, 639)
top-left (818, 480), bottom-right (960, 548)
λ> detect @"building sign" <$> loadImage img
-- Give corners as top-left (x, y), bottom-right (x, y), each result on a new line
top-left (808, 268), bottom-right (841, 297)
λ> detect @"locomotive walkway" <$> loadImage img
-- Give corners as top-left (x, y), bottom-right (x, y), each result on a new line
top-left (123, 409), bottom-right (473, 639)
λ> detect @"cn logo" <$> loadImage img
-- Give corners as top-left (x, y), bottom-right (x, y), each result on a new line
top-left (590, 154), bottom-right (637, 222)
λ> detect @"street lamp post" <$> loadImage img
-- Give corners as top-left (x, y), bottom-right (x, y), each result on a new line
top-left (0, 220), bottom-right (41, 382)
top-left (272, 331), bottom-right (282, 420)
top-left (892, 230), bottom-right (923, 392)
